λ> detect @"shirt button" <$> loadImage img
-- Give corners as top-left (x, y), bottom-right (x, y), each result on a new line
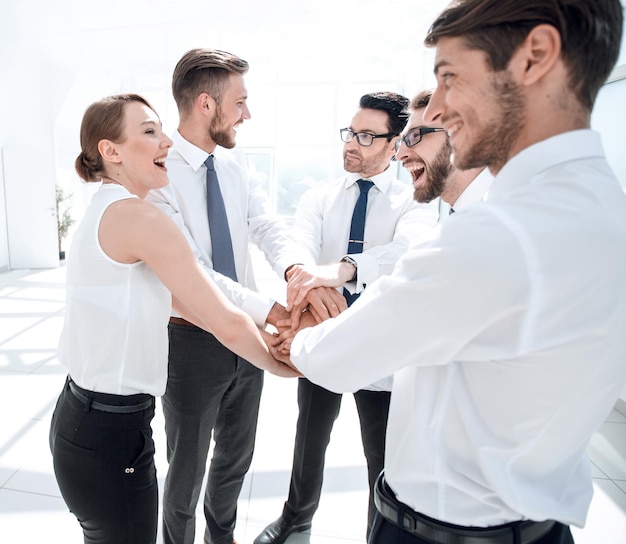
top-left (124, 467), bottom-right (135, 474)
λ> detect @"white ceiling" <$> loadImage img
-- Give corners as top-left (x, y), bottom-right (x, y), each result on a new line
top-left (3, 0), bottom-right (624, 156)
top-left (2, 0), bottom-right (446, 146)
top-left (16, 0), bottom-right (444, 72)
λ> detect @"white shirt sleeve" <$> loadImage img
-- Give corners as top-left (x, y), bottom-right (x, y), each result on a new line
top-left (347, 199), bottom-right (437, 294)
top-left (291, 209), bottom-right (526, 393)
top-left (246, 170), bottom-right (312, 277)
top-left (147, 180), bottom-right (275, 327)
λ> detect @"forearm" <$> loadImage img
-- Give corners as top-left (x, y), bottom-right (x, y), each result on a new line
top-left (175, 292), bottom-right (299, 379)
top-left (210, 310), bottom-right (274, 367)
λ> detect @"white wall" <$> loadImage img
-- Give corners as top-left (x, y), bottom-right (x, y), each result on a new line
top-left (0, 3), bottom-right (63, 270)
top-left (593, 77), bottom-right (626, 188)
top-left (0, 4), bottom-right (13, 272)
top-left (0, 151), bottom-right (7, 273)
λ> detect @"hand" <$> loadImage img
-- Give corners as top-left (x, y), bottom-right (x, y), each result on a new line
top-left (266, 302), bottom-right (291, 333)
top-left (269, 344), bottom-right (301, 374)
top-left (274, 309), bottom-right (318, 354)
top-left (286, 263), bottom-right (355, 312)
top-left (274, 327), bottom-right (297, 355)
top-left (261, 328), bottom-right (283, 349)
top-left (276, 307), bottom-right (319, 334)
top-left (291, 287), bottom-right (347, 328)
top-left (259, 329), bottom-right (302, 377)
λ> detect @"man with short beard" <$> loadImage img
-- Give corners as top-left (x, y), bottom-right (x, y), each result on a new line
top-left (280, 1), bottom-right (626, 543)
top-left (146, 48), bottom-right (336, 544)
top-left (396, 89), bottom-right (492, 213)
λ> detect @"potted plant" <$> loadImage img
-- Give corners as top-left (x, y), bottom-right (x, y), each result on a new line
top-left (56, 185), bottom-right (75, 260)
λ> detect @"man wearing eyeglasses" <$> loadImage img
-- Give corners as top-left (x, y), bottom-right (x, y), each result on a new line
top-left (396, 89), bottom-right (492, 214)
top-left (255, 92), bottom-right (437, 544)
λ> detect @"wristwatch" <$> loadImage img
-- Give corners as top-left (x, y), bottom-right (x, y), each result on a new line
top-left (341, 256), bottom-right (358, 281)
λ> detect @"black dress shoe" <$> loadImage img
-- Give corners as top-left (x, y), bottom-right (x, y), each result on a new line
top-left (254, 516), bottom-right (312, 544)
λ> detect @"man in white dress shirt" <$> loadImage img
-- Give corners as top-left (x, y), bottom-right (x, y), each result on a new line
top-left (255, 92), bottom-right (437, 544)
top-left (147, 48), bottom-right (338, 544)
top-left (281, 1), bottom-right (626, 543)
top-left (396, 88), bottom-right (492, 214)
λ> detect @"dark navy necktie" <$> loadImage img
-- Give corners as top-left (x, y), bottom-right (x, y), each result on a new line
top-left (343, 179), bottom-right (374, 306)
top-left (205, 155), bottom-right (237, 281)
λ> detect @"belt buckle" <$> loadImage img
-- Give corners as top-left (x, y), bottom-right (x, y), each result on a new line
top-left (401, 512), bottom-right (418, 536)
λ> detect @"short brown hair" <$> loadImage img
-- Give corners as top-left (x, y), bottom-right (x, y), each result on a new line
top-left (409, 89), bottom-right (433, 112)
top-left (75, 94), bottom-right (155, 182)
top-left (425, 0), bottom-right (623, 111)
top-left (172, 48), bottom-right (249, 117)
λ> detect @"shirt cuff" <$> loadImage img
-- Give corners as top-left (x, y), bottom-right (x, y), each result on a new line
top-left (240, 292), bottom-right (276, 328)
top-left (345, 253), bottom-right (378, 294)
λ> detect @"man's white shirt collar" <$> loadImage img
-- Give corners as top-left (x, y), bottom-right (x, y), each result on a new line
top-left (172, 130), bottom-right (213, 172)
top-left (344, 166), bottom-right (395, 194)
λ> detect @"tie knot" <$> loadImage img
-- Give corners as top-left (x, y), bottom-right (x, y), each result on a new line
top-left (205, 154), bottom-right (215, 172)
top-left (357, 179), bottom-right (374, 194)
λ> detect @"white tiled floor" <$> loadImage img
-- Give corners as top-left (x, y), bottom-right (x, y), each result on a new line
top-left (1, 264), bottom-right (625, 543)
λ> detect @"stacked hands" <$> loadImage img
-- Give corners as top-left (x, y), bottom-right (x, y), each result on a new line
top-left (266, 262), bottom-right (356, 370)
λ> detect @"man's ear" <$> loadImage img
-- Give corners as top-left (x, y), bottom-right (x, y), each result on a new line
top-left (514, 24), bottom-right (562, 87)
top-left (197, 92), bottom-right (217, 119)
top-left (97, 139), bottom-right (121, 164)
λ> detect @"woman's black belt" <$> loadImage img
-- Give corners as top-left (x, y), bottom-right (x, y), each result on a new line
top-left (68, 378), bottom-right (154, 414)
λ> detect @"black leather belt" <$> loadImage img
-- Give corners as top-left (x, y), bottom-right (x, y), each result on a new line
top-left (374, 474), bottom-right (556, 544)
top-left (68, 379), bottom-right (154, 414)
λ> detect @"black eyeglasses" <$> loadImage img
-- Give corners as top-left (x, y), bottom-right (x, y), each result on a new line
top-left (340, 128), bottom-right (398, 147)
top-left (395, 126), bottom-right (446, 151)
